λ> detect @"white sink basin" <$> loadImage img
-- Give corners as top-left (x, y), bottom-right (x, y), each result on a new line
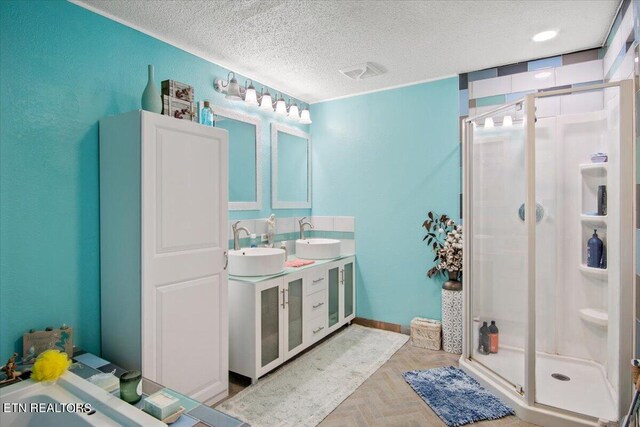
top-left (229, 247), bottom-right (286, 276)
top-left (0, 371), bottom-right (165, 426)
top-left (295, 238), bottom-right (341, 260)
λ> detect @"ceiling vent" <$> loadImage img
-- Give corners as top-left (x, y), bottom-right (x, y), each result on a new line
top-left (339, 62), bottom-right (385, 80)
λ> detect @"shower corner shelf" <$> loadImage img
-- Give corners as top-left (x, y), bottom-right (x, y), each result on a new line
top-left (579, 162), bottom-right (608, 175)
top-left (579, 308), bottom-right (608, 327)
top-left (580, 214), bottom-right (608, 225)
top-left (578, 264), bottom-right (608, 277)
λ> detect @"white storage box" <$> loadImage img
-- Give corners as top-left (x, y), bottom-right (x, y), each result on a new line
top-left (411, 317), bottom-right (441, 350)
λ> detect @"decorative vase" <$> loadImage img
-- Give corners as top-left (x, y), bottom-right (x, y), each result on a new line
top-left (141, 64), bottom-right (162, 113)
top-left (441, 270), bottom-right (462, 354)
top-left (442, 270), bottom-right (462, 291)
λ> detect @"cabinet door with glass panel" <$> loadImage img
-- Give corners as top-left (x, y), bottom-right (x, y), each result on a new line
top-left (283, 271), bottom-right (306, 359)
top-left (326, 256), bottom-right (356, 334)
top-left (256, 277), bottom-right (284, 378)
top-left (255, 273), bottom-right (306, 377)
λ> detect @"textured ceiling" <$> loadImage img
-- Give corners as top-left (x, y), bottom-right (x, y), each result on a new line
top-left (75, 0), bottom-right (618, 103)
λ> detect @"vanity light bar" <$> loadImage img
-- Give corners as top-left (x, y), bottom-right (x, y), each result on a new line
top-left (214, 74), bottom-right (311, 123)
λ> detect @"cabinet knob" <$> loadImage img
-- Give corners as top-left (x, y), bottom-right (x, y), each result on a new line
top-left (313, 326), bottom-right (325, 334)
top-left (312, 302), bottom-right (324, 309)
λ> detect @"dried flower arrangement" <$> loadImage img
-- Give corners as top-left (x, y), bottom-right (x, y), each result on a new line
top-left (422, 212), bottom-right (463, 279)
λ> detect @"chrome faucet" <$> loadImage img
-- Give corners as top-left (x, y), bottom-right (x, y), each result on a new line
top-left (298, 217), bottom-right (313, 240)
top-left (232, 221), bottom-right (251, 250)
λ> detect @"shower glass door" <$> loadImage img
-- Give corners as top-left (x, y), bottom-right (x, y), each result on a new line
top-left (467, 102), bottom-right (527, 393)
top-left (533, 85), bottom-right (621, 421)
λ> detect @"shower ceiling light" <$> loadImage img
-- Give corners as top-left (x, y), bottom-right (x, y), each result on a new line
top-left (534, 71), bottom-right (552, 79)
top-left (484, 117), bottom-right (494, 128)
top-left (532, 30), bottom-right (558, 42)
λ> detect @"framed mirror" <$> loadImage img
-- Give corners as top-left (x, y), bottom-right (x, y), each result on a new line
top-left (271, 123), bottom-right (311, 209)
top-left (212, 106), bottom-right (262, 211)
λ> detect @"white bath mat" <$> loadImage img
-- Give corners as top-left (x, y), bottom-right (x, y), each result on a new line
top-left (217, 324), bottom-right (409, 427)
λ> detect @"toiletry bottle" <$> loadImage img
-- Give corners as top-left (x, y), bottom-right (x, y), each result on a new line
top-left (250, 234), bottom-right (257, 248)
top-left (587, 229), bottom-right (604, 268)
top-left (597, 185), bottom-right (607, 216)
top-left (488, 321), bottom-right (499, 353)
top-left (200, 100), bottom-right (213, 126)
top-left (267, 214), bottom-right (276, 248)
top-left (279, 241), bottom-right (288, 260)
top-left (479, 321), bottom-right (490, 355)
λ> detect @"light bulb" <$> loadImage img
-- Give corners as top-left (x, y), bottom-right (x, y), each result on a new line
top-left (226, 75), bottom-right (242, 101)
top-left (245, 85), bottom-right (258, 106)
top-left (260, 92), bottom-right (273, 110)
top-left (484, 117), bottom-right (494, 128)
top-left (300, 108), bottom-right (312, 124)
top-left (532, 30), bottom-right (558, 42)
top-left (503, 115), bottom-right (513, 127)
top-left (275, 98), bottom-right (287, 115)
top-left (288, 104), bottom-right (299, 120)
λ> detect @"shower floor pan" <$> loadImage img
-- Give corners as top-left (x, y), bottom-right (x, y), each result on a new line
top-left (471, 346), bottom-right (617, 423)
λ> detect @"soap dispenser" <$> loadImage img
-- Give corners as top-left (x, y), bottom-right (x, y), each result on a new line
top-left (267, 214), bottom-right (276, 248)
top-left (587, 229), bottom-right (604, 268)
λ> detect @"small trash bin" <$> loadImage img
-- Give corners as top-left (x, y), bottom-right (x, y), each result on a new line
top-left (410, 317), bottom-right (442, 351)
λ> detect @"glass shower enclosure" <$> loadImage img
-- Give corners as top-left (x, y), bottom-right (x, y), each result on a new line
top-left (461, 80), bottom-right (634, 426)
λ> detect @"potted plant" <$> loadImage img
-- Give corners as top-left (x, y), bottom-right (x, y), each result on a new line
top-left (423, 212), bottom-right (463, 290)
top-left (422, 211), bottom-right (463, 354)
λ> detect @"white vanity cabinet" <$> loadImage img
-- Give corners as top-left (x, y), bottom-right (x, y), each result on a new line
top-left (99, 111), bottom-right (229, 405)
top-left (229, 255), bottom-right (355, 382)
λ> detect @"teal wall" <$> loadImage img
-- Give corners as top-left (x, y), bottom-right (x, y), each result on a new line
top-left (310, 78), bottom-right (460, 326)
top-left (0, 0), bottom-right (308, 359)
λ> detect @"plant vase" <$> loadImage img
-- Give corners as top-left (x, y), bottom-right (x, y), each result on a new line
top-left (441, 270), bottom-right (462, 354)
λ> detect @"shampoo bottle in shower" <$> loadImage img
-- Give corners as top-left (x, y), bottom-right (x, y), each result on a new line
top-left (587, 229), bottom-right (604, 268)
top-left (489, 321), bottom-right (499, 353)
top-left (479, 321), bottom-right (490, 355)
top-left (597, 185), bottom-right (607, 216)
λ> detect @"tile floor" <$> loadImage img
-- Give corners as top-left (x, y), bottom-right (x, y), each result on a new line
top-left (219, 336), bottom-right (536, 427)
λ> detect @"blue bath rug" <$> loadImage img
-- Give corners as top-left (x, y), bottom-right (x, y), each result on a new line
top-left (403, 366), bottom-right (514, 427)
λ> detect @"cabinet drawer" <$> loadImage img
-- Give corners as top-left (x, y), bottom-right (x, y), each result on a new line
top-left (305, 315), bottom-right (327, 344)
top-left (305, 289), bottom-right (327, 320)
top-left (305, 271), bottom-right (327, 295)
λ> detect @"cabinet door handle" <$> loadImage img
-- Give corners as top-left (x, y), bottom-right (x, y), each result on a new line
top-left (281, 288), bottom-right (286, 309)
top-left (285, 288), bottom-right (289, 306)
top-left (313, 326), bottom-right (325, 334)
top-left (223, 251), bottom-right (228, 270)
top-left (312, 278), bottom-right (324, 284)
top-left (340, 269), bottom-right (344, 284)
top-left (312, 302), bottom-right (324, 309)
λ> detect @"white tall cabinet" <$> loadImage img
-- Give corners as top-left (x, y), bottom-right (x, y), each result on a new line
top-left (99, 111), bottom-right (229, 405)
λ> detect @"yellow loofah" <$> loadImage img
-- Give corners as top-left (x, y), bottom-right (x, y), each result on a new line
top-left (31, 349), bottom-right (71, 382)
